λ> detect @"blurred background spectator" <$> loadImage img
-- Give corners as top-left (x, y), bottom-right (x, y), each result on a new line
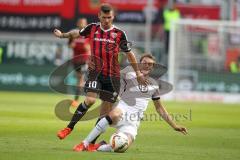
top-left (163, 2), bottom-right (180, 55)
top-left (68, 18), bottom-right (90, 101)
top-left (230, 57), bottom-right (240, 73)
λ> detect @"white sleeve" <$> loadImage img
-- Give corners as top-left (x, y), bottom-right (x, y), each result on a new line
top-left (152, 87), bottom-right (161, 100)
top-left (119, 69), bottom-right (127, 96)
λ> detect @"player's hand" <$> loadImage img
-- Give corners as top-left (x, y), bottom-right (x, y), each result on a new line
top-left (136, 72), bottom-right (148, 85)
top-left (53, 29), bottom-right (63, 38)
top-left (174, 125), bottom-right (188, 135)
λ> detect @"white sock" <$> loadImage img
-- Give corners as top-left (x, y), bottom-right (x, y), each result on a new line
top-left (82, 140), bottom-right (89, 147)
top-left (97, 144), bottom-right (113, 152)
top-left (84, 117), bottom-right (110, 143)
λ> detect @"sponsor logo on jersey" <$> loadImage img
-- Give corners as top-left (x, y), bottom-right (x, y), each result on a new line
top-left (111, 32), bottom-right (117, 39)
top-left (94, 37), bottom-right (115, 43)
top-left (138, 85), bottom-right (148, 93)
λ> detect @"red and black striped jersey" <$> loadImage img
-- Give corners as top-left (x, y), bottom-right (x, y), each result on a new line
top-left (79, 23), bottom-right (131, 77)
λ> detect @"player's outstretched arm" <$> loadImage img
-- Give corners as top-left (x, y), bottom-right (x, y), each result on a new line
top-left (53, 29), bottom-right (80, 39)
top-left (125, 51), bottom-right (147, 85)
top-left (153, 100), bottom-right (188, 135)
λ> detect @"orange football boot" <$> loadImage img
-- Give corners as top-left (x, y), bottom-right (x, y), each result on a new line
top-left (86, 143), bottom-right (99, 152)
top-left (71, 100), bottom-right (79, 108)
top-left (57, 127), bottom-right (72, 140)
top-left (73, 142), bottom-right (87, 152)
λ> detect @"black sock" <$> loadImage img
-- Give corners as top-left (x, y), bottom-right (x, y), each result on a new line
top-left (105, 115), bottom-right (113, 125)
top-left (67, 102), bottom-right (89, 129)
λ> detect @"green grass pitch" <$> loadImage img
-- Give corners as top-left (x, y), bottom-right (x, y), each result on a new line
top-left (0, 91), bottom-right (240, 160)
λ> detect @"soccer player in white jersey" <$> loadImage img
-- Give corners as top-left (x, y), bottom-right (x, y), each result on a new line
top-left (73, 54), bottom-right (188, 152)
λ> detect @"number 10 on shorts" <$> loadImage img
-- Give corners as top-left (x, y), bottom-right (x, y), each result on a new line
top-left (88, 81), bottom-right (97, 89)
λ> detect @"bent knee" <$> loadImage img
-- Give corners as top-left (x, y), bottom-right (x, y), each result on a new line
top-left (109, 109), bottom-right (122, 123)
top-left (85, 97), bottom-right (96, 106)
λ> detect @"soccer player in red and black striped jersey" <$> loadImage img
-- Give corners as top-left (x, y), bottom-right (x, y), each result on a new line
top-left (53, 3), bottom-right (147, 146)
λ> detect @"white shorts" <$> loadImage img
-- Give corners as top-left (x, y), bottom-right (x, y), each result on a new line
top-left (113, 101), bottom-right (143, 140)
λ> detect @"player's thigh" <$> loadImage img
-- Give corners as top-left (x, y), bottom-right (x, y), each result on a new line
top-left (114, 110), bottom-right (140, 140)
top-left (99, 76), bottom-right (120, 103)
top-left (99, 101), bottom-right (114, 117)
top-left (84, 91), bottom-right (98, 106)
top-left (117, 125), bottom-right (138, 142)
top-left (108, 107), bottom-right (123, 124)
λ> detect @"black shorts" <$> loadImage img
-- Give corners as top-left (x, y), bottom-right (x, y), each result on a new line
top-left (84, 71), bottom-right (120, 103)
top-left (73, 63), bottom-right (88, 73)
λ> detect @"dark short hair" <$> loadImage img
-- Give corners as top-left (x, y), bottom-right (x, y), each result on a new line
top-left (100, 3), bottom-right (113, 13)
top-left (140, 53), bottom-right (156, 63)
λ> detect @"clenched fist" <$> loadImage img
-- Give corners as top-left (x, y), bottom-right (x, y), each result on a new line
top-left (53, 29), bottom-right (63, 38)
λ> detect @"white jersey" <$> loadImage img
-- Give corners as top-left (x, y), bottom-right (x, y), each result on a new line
top-left (112, 66), bottom-right (161, 139)
top-left (118, 66), bottom-right (161, 112)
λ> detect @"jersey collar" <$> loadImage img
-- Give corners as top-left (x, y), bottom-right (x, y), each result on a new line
top-left (100, 23), bottom-right (115, 32)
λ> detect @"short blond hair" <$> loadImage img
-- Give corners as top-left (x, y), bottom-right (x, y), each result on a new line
top-left (140, 53), bottom-right (156, 63)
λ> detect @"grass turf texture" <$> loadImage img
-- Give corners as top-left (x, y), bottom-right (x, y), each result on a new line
top-left (0, 91), bottom-right (240, 160)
